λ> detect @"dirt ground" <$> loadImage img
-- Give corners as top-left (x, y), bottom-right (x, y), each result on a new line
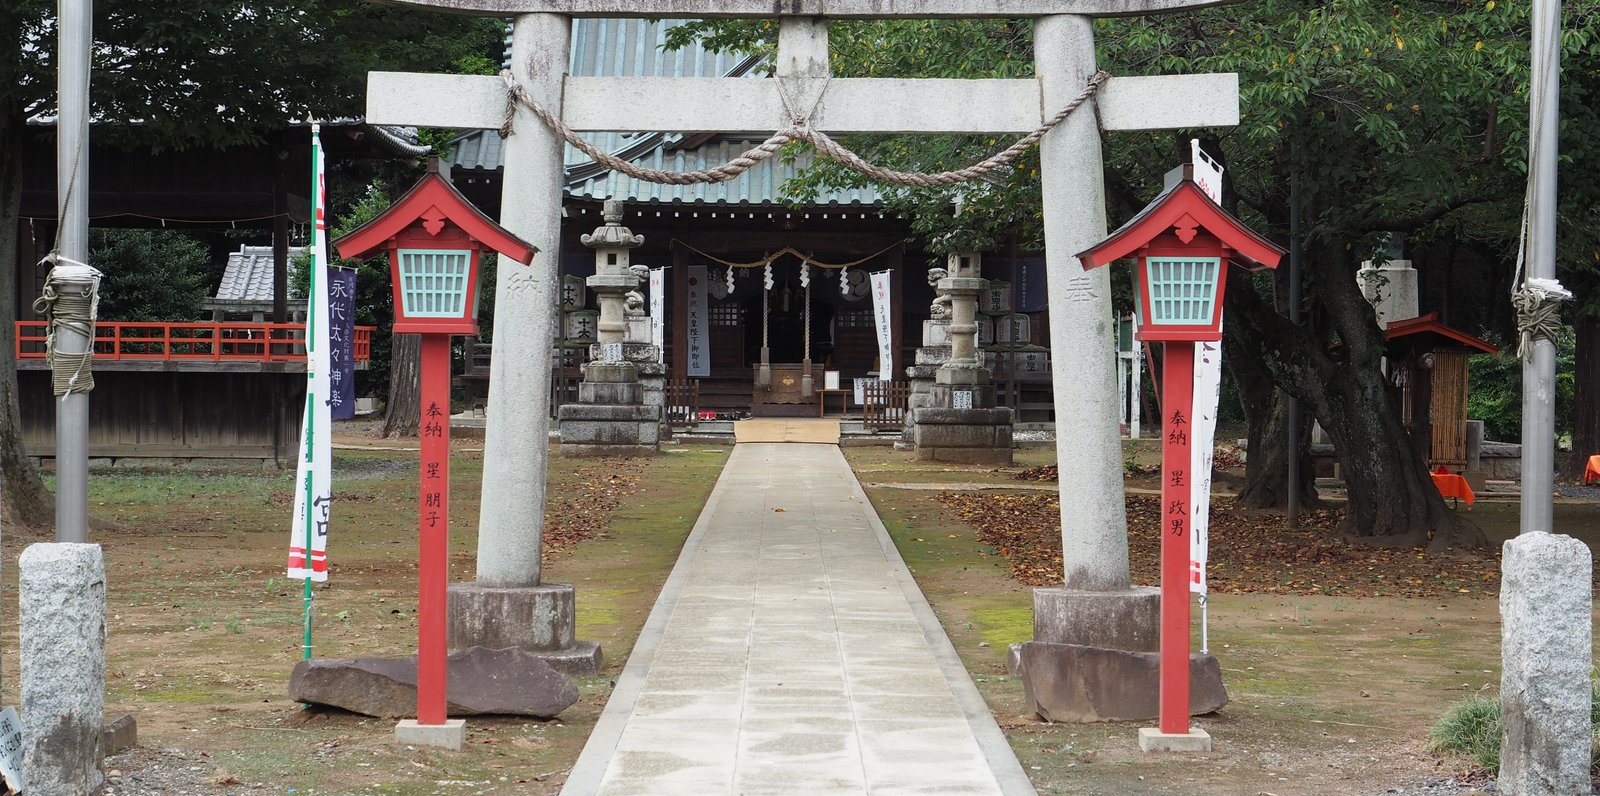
top-left (2, 431), bottom-right (1594, 795)
top-left (846, 445), bottom-right (1600, 795)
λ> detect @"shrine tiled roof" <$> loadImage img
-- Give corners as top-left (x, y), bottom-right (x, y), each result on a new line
top-left (214, 244), bottom-right (305, 302)
top-left (447, 17), bottom-right (885, 208)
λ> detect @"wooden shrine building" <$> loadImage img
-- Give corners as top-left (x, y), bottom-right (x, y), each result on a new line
top-left (448, 17), bottom-right (1054, 419)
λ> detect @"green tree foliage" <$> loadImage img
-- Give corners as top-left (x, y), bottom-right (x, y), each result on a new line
top-left (667, 2), bottom-right (1599, 544)
top-left (0, 2), bottom-right (502, 523)
top-left (90, 229), bottom-right (213, 322)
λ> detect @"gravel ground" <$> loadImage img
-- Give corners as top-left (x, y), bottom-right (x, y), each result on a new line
top-left (102, 747), bottom-right (266, 796)
top-left (1367, 778), bottom-right (1495, 795)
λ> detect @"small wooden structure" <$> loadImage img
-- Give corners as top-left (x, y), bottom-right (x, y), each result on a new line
top-left (1383, 312), bottom-right (1497, 471)
top-left (16, 321), bottom-right (373, 465)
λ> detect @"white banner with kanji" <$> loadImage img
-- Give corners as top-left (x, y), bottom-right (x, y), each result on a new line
top-left (685, 265), bottom-right (710, 377)
top-left (1189, 336), bottom-right (1223, 594)
top-left (649, 267), bottom-right (666, 354)
top-left (870, 270), bottom-right (894, 375)
top-left (286, 126), bottom-right (333, 582)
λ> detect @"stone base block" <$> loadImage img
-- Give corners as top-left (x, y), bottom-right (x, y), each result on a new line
top-left (530, 640), bottom-right (604, 678)
top-left (915, 446), bottom-right (1013, 465)
top-left (558, 401), bottom-right (661, 454)
top-left (1033, 586), bottom-right (1160, 652)
top-left (290, 647), bottom-right (580, 718)
top-left (578, 380), bottom-right (643, 405)
top-left (102, 714), bottom-right (137, 755)
top-left (395, 719), bottom-right (466, 751)
top-left (1138, 727), bottom-right (1212, 753)
top-left (1017, 642), bottom-right (1227, 722)
top-left (450, 583), bottom-right (573, 649)
top-left (581, 361), bottom-right (637, 384)
top-left (1500, 532), bottom-right (1593, 795)
top-left (448, 583), bottom-right (603, 676)
top-left (910, 406), bottom-right (1013, 464)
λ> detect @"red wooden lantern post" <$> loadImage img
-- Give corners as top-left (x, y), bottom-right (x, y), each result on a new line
top-left (335, 162), bottom-right (536, 746)
top-left (1078, 167), bottom-right (1283, 750)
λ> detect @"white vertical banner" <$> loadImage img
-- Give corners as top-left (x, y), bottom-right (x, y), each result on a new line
top-left (685, 265), bottom-right (710, 377)
top-left (648, 267), bottom-right (666, 356)
top-left (869, 270), bottom-right (894, 376)
top-left (1191, 138), bottom-right (1225, 205)
top-left (1189, 335), bottom-right (1223, 595)
top-left (287, 125), bottom-right (333, 582)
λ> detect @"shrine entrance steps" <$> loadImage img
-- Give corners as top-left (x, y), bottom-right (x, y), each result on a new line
top-left (559, 443), bottom-right (1034, 796)
top-left (732, 418), bottom-right (841, 445)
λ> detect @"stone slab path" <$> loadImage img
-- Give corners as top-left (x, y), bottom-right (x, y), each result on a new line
top-left (560, 442), bottom-right (1035, 796)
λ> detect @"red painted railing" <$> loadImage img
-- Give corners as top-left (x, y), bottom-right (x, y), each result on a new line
top-left (15, 322), bottom-right (374, 363)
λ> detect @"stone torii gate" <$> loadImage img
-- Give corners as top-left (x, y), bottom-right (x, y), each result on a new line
top-left (366, 0), bottom-right (1239, 685)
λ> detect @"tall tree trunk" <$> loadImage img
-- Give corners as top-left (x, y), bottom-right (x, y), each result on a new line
top-left (1225, 247), bottom-right (1487, 551)
top-left (383, 333), bottom-right (421, 437)
top-left (1226, 331), bottom-right (1318, 510)
top-left (0, 105), bottom-right (54, 527)
top-left (1560, 311), bottom-right (1598, 481)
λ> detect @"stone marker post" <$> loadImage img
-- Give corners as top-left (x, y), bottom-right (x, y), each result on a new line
top-left (1499, 532), bottom-right (1592, 795)
top-left (20, 543), bottom-right (104, 795)
top-left (558, 200), bottom-right (662, 456)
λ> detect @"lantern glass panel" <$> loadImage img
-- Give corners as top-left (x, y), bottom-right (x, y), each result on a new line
top-left (1146, 256), bottom-right (1221, 325)
top-left (398, 249), bottom-right (472, 319)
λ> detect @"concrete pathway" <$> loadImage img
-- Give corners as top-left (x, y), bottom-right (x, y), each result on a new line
top-left (560, 443), bottom-right (1035, 796)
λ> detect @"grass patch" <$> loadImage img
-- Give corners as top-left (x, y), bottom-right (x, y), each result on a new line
top-left (1433, 686), bottom-right (1600, 775)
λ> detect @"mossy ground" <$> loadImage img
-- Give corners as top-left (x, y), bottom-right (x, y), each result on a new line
top-left (7, 433), bottom-right (727, 795)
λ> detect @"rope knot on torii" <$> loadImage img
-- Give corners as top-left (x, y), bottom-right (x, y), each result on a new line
top-left (498, 67), bottom-right (1111, 189)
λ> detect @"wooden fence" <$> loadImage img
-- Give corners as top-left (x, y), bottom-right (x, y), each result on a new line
top-left (665, 379), bottom-right (700, 426)
top-left (860, 380), bottom-right (911, 432)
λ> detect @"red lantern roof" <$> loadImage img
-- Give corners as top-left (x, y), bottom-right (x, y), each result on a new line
top-left (334, 163), bottom-right (537, 264)
top-left (1077, 173), bottom-right (1285, 271)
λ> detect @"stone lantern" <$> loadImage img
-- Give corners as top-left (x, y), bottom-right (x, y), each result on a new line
top-left (557, 200), bottom-right (661, 456)
top-left (583, 199), bottom-right (645, 366)
top-left (908, 248), bottom-right (1013, 465)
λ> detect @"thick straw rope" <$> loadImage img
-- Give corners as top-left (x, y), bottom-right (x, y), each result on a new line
top-left (501, 69), bottom-right (1110, 188)
top-left (32, 257), bottom-right (100, 396)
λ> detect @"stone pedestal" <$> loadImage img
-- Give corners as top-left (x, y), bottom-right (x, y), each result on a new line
top-left (20, 543), bottom-right (105, 795)
top-left (1499, 532), bottom-right (1592, 795)
top-left (1032, 586), bottom-right (1161, 651)
top-left (1020, 586), bottom-right (1173, 721)
top-left (447, 583), bottom-right (602, 676)
top-left (900, 321), bottom-right (951, 448)
top-left (1016, 642), bottom-right (1227, 723)
top-left (910, 406), bottom-right (1013, 464)
top-left (559, 359), bottom-right (662, 457)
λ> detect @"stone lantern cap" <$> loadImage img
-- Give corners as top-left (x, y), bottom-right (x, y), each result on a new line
top-left (581, 199), bottom-right (645, 251)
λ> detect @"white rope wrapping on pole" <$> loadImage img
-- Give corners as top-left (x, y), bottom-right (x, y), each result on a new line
top-left (801, 271), bottom-right (814, 399)
top-left (1514, 278), bottom-right (1573, 361)
top-left (32, 255), bottom-right (102, 397)
top-left (758, 260), bottom-right (772, 389)
top-left (500, 69), bottom-right (1111, 188)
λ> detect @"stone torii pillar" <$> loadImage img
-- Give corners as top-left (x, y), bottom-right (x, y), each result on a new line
top-left (364, 0), bottom-right (1240, 702)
